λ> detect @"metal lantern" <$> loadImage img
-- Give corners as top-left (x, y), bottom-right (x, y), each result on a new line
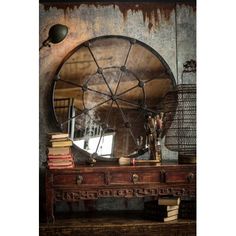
top-left (162, 61), bottom-right (196, 164)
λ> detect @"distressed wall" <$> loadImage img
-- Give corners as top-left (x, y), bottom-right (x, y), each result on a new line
top-left (39, 1), bottom-right (196, 216)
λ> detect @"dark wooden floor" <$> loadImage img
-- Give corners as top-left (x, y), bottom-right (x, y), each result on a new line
top-left (40, 211), bottom-right (196, 236)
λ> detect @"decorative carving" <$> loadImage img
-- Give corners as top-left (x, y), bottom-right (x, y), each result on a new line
top-left (55, 190), bottom-right (98, 201)
top-left (54, 186), bottom-right (196, 201)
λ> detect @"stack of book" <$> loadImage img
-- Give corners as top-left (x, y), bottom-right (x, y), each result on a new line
top-left (144, 196), bottom-right (180, 222)
top-left (47, 133), bottom-right (75, 169)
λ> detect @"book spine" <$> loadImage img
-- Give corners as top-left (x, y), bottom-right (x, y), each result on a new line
top-left (47, 155), bottom-right (73, 159)
top-left (158, 198), bottom-right (180, 206)
top-left (48, 165), bottom-right (74, 169)
top-left (47, 147), bottom-right (71, 156)
top-left (144, 205), bottom-right (179, 211)
top-left (47, 159), bottom-right (73, 163)
top-left (48, 161), bottom-right (74, 166)
top-left (51, 141), bottom-right (73, 147)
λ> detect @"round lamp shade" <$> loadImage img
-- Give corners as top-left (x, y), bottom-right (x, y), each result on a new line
top-left (48, 24), bottom-right (68, 44)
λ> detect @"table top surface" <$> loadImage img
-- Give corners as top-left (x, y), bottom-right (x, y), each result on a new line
top-left (47, 160), bottom-right (196, 172)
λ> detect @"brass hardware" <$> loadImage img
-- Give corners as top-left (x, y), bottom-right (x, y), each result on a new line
top-left (160, 169), bottom-right (166, 183)
top-left (187, 173), bottom-right (194, 183)
top-left (76, 175), bottom-right (83, 185)
top-left (132, 174), bottom-right (139, 184)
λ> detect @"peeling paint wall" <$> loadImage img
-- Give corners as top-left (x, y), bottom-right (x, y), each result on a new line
top-left (39, 1), bottom-right (196, 215)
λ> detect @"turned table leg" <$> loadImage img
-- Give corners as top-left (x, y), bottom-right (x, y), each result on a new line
top-left (46, 189), bottom-right (55, 223)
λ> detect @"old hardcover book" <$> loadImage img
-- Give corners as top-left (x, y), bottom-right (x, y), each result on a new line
top-left (47, 147), bottom-right (71, 156)
top-left (48, 161), bottom-right (73, 166)
top-left (47, 154), bottom-right (73, 160)
top-left (145, 208), bottom-right (179, 218)
top-left (50, 140), bottom-right (73, 147)
top-left (145, 212), bottom-right (178, 222)
top-left (158, 197), bottom-right (180, 206)
top-left (49, 133), bottom-right (69, 139)
top-left (144, 201), bottom-right (179, 211)
top-left (48, 163), bottom-right (74, 169)
top-left (49, 138), bottom-right (69, 142)
top-left (162, 214), bottom-right (178, 222)
top-left (48, 158), bottom-right (73, 163)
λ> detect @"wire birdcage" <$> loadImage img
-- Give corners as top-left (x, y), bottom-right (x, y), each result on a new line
top-left (163, 60), bottom-right (196, 163)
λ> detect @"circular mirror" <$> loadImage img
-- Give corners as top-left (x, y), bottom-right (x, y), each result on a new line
top-left (52, 36), bottom-right (175, 159)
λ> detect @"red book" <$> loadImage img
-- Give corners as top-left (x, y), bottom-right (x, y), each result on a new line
top-left (48, 158), bottom-right (73, 163)
top-left (48, 162), bottom-right (74, 167)
top-left (47, 147), bottom-right (71, 156)
top-left (47, 154), bottom-right (73, 160)
top-left (48, 163), bottom-right (75, 169)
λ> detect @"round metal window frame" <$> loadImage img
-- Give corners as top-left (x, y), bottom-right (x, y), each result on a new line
top-left (51, 35), bottom-right (176, 156)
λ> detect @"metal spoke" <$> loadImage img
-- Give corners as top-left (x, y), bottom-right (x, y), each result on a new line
top-left (115, 100), bottom-right (137, 146)
top-left (82, 89), bottom-right (86, 110)
top-left (117, 84), bottom-right (139, 97)
top-left (86, 87), bottom-right (111, 98)
top-left (128, 127), bottom-right (138, 146)
top-left (114, 70), bottom-right (123, 96)
top-left (61, 98), bottom-right (112, 125)
top-left (105, 100), bottom-right (114, 124)
top-left (124, 42), bottom-right (132, 66)
top-left (58, 79), bottom-right (83, 89)
top-left (141, 86), bottom-right (146, 103)
top-left (95, 131), bottom-right (104, 153)
top-left (117, 97), bottom-right (158, 114)
top-left (60, 109), bottom-right (84, 126)
top-left (144, 71), bottom-right (168, 84)
top-left (113, 41), bottom-right (132, 96)
top-left (133, 110), bottom-right (143, 123)
top-left (95, 100), bottom-right (114, 153)
top-left (116, 97), bottom-right (141, 108)
top-left (114, 100), bottom-right (128, 124)
top-left (87, 45), bottom-right (100, 68)
top-left (87, 44), bottom-right (113, 95)
top-left (86, 98), bottom-right (112, 114)
top-left (101, 73), bottom-right (113, 95)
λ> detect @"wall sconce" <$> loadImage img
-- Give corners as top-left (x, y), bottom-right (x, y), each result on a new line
top-left (39, 24), bottom-right (69, 50)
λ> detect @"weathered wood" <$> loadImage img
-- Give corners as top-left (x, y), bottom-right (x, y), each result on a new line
top-left (45, 162), bottom-right (196, 222)
top-left (40, 212), bottom-right (196, 236)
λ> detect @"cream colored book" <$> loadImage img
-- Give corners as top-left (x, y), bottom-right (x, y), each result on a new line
top-left (163, 214), bottom-right (178, 222)
top-left (158, 197), bottom-right (180, 206)
top-left (50, 140), bottom-right (73, 147)
top-left (48, 133), bottom-right (69, 139)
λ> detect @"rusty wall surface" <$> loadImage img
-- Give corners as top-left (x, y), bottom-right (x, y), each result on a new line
top-left (176, 3), bottom-right (196, 84)
top-left (39, 1), bottom-right (196, 215)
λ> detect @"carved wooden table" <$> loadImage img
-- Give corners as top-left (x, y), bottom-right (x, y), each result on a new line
top-left (45, 162), bottom-right (196, 223)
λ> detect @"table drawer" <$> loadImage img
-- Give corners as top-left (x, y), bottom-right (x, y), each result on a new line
top-left (110, 171), bottom-right (161, 185)
top-left (53, 173), bottom-right (105, 186)
top-left (166, 171), bottom-right (196, 183)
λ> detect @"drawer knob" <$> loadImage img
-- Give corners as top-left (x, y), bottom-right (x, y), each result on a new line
top-left (187, 173), bottom-right (194, 183)
top-left (76, 175), bottom-right (83, 185)
top-left (132, 174), bottom-right (139, 184)
top-left (160, 170), bottom-right (166, 183)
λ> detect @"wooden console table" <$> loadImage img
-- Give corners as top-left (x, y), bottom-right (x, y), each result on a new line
top-left (45, 162), bottom-right (196, 223)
